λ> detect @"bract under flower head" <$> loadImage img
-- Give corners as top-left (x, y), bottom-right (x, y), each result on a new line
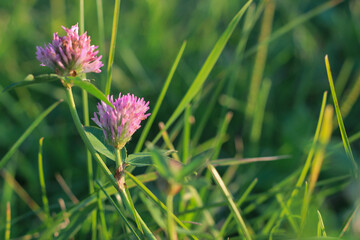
top-left (92, 93), bottom-right (150, 149)
top-left (36, 23), bottom-right (103, 76)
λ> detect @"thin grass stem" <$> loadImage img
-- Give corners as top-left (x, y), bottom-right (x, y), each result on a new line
top-left (325, 55), bottom-right (358, 178)
top-left (105, 0), bottom-right (121, 95)
top-left (38, 137), bottom-right (50, 220)
top-left (55, 173), bottom-right (79, 204)
top-left (182, 105), bottom-right (191, 164)
top-left (167, 194), bottom-right (176, 240)
top-left (151, 1), bottom-right (252, 145)
top-left (79, 2), bottom-right (96, 237)
top-left (1, 170), bottom-right (46, 221)
top-left (159, 122), bottom-right (181, 161)
top-left (208, 164), bottom-right (252, 239)
top-left (135, 42), bottom-right (187, 153)
top-left (126, 171), bottom-right (198, 240)
top-left (244, 2), bottom-right (274, 128)
top-left (5, 202), bottom-right (10, 240)
top-left (335, 59), bottom-right (354, 97)
top-left (96, 180), bottom-right (142, 240)
top-left (0, 100), bottom-right (62, 169)
top-left (219, 178), bottom-right (258, 237)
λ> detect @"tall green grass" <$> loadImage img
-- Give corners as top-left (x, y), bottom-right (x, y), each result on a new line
top-left (0, 0), bottom-right (359, 239)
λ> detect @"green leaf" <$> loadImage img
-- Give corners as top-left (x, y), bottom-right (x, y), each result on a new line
top-left (126, 152), bottom-right (153, 166)
top-left (151, 0), bottom-right (252, 145)
top-left (84, 126), bottom-right (114, 161)
top-left (2, 74), bottom-right (59, 92)
top-left (126, 150), bottom-right (173, 167)
top-left (148, 145), bottom-right (171, 179)
top-left (0, 100), bottom-right (63, 169)
top-left (65, 76), bottom-right (114, 108)
top-left (177, 154), bottom-right (208, 181)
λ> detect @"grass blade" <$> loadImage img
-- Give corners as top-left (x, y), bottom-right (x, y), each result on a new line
top-left (0, 99), bottom-right (63, 169)
top-left (244, 2), bottom-right (275, 127)
top-left (125, 171), bottom-right (198, 240)
top-left (96, 0), bottom-right (105, 58)
top-left (96, 180), bottom-right (142, 240)
top-left (219, 178), bottom-right (258, 237)
top-left (325, 55), bottom-right (358, 178)
top-left (279, 91), bottom-right (328, 222)
top-left (135, 41), bottom-right (187, 153)
top-left (124, 186), bottom-right (143, 233)
top-left (191, 77), bottom-right (226, 147)
top-left (78, 4), bottom-right (95, 235)
top-left (308, 105), bottom-right (333, 195)
top-left (57, 203), bottom-right (97, 240)
top-left (55, 173), bottom-right (79, 204)
top-left (339, 205), bottom-right (359, 237)
top-left (151, 0), bottom-right (252, 145)
top-left (340, 73), bottom-right (360, 119)
top-left (250, 78), bottom-right (272, 149)
top-left (38, 137), bottom-right (50, 220)
top-left (211, 155), bottom-right (289, 166)
top-left (208, 164), bottom-right (252, 239)
top-left (5, 202), bottom-right (10, 240)
top-left (166, 195), bottom-right (177, 240)
top-left (183, 105), bottom-right (192, 164)
top-left (301, 106), bottom-right (333, 230)
top-left (275, 193), bottom-right (298, 233)
top-left (1, 170), bottom-right (46, 221)
top-left (317, 210), bottom-right (327, 237)
top-left (296, 91), bottom-right (328, 186)
top-left (158, 122), bottom-right (181, 162)
top-left (105, 0), bottom-right (121, 95)
top-left (335, 59), bottom-right (354, 97)
top-left (212, 112), bottom-right (233, 161)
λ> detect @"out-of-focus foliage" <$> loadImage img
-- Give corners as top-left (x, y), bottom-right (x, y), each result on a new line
top-left (1, 0), bottom-right (360, 238)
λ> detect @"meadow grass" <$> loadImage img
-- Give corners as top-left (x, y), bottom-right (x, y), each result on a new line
top-left (0, 0), bottom-right (360, 239)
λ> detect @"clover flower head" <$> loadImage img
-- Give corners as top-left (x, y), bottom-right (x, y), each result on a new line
top-left (92, 93), bottom-right (150, 149)
top-left (36, 23), bottom-right (103, 76)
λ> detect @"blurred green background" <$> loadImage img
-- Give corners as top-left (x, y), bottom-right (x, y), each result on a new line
top-left (1, 0), bottom-right (360, 238)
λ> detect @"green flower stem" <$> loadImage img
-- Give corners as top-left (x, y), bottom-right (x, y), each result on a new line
top-left (114, 148), bottom-right (122, 168)
top-left (65, 87), bottom-right (155, 239)
top-left (65, 87), bottom-right (117, 189)
top-left (114, 148), bottom-right (143, 233)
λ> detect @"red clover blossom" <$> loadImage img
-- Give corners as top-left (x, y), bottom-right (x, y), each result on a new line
top-left (92, 93), bottom-right (150, 149)
top-left (36, 23), bottom-right (103, 76)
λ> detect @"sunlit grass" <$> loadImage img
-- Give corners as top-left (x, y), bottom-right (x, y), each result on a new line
top-left (0, 0), bottom-right (359, 239)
